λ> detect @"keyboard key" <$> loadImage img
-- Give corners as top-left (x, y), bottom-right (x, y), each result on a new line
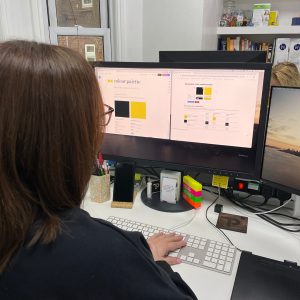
top-left (217, 265), bottom-right (224, 271)
top-left (188, 252), bottom-right (195, 258)
top-left (169, 252), bottom-right (179, 258)
top-left (180, 255), bottom-right (187, 261)
top-left (224, 262), bottom-right (231, 272)
top-left (203, 261), bottom-right (216, 269)
top-left (193, 259), bottom-right (200, 264)
top-left (187, 257), bottom-right (193, 262)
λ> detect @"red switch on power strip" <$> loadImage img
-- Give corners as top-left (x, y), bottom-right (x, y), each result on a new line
top-left (238, 182), bottom-right (245, 190)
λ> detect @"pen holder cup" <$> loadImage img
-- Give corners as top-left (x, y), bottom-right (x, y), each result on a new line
top-left (89, 174), bottom-right (111, 203)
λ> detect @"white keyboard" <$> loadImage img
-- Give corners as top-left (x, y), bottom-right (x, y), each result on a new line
top-left (107, 216), bottom-right (236, 275)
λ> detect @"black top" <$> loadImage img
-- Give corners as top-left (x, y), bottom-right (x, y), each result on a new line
top-left (0, 208), bottom-right (197, 300)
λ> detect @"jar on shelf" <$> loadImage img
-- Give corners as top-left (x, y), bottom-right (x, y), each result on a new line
top-left (243, 10), bottom-right (253, 26)
top-left (221, 0), bottom-right (237, 27)
top-left (235, 10), bottom-right (244, 27)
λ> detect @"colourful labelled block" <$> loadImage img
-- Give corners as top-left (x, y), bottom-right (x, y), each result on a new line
top-left (183, 189), bottom-right (202, 203)
top-left (204, 87), bottom-right (212, 96)
top-left (131, 102), bottom-right (146, 119)
top-left (183, 183), bottom-right (202, 197)
top-left (183, 193), bottom-right (201, 209)
top-left (183, 175), bottom-right (202, 192)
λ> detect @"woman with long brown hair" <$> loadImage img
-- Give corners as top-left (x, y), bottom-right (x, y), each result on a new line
top-left (0, 40), bottom-right (196, 299)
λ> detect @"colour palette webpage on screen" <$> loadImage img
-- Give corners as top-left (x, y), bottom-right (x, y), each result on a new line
top-left (95, 67), bottom-right (264, 148)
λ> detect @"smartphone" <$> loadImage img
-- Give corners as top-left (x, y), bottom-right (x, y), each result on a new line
top-left (113, 162), bottom-right (135, 203)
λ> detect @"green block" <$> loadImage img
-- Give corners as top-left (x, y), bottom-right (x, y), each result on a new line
top-left (183, 189), bottom-right (203, 202)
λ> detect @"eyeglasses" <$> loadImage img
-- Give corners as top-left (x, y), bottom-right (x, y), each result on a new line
top-left (101, 104), bottom-right (114, 126)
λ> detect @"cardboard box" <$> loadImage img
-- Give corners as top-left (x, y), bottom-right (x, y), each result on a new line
top-left (252, 3), bottom-right (271, 27)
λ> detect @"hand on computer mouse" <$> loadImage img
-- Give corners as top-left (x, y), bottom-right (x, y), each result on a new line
top-left (147, 232), bottom-right (186, 265)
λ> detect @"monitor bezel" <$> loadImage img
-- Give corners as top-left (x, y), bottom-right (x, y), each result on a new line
top-left (261, 86), bottom-right (300, 195)
top-left (159, 50), bottom-right (267, 63)
top-left (92, 61), bottom-right (272, 179)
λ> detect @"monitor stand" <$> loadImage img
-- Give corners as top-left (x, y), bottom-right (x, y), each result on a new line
top-left (140, 187), bottom-right (193, 212)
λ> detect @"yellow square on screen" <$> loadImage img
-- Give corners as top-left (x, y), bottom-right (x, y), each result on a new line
top-left (204, 87), bottom-right (212, 96)
top-left (131, 102), bottom-right (146, 119)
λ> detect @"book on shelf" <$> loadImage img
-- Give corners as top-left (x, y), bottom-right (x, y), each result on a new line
top-left (217, 37), bottom-right (300, 69)
top-left (218, 37), bottom-right (273, 62)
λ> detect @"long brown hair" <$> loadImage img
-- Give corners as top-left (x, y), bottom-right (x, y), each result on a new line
top-left (0, 40), bottom-right (104, 272)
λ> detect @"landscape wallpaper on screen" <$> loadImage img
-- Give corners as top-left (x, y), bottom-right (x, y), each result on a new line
top-left (262, 88), bottom-right (300, 191)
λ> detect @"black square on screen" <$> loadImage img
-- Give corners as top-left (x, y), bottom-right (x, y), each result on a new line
top-left (115, 101), bottom-right (130, 118)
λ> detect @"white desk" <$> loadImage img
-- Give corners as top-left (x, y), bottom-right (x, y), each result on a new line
top-left (82, 189), bottom-right (300, 299)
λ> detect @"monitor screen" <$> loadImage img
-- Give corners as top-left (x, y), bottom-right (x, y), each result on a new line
top-left (261, 87), bottom-right (300, 195)
top-left (159, 51), bottom-right (267, 63)
top-left (93, 62), bottom-right (271, 179)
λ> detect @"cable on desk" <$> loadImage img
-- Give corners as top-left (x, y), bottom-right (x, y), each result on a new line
top-left (252, 198), bottom-right (293, 215)
top-left (269, 212), bottom-right (300, 222)
top-left (168, 209), bottom-right (200, 231)
top-left (205, 187), bottom-right (243, 252)
top-left (224, 189), bottom-right (300, 233)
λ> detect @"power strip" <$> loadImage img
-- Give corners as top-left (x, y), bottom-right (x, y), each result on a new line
top-left (233, 191), bottom-right (295, 211)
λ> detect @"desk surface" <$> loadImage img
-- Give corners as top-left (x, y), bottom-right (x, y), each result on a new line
top-left (82, 188), bottom-right (300, 299)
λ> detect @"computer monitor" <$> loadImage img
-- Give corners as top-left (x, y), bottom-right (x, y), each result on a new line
top-left (159, 51), bottom-right (267, 63)
top-left (93, 62), bottom-right (271, 181)
top-left (261, 87), bottom-right (300, 196)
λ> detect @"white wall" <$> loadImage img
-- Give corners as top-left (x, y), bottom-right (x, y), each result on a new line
top-left (111, 0), bottom-right (222, 62)
top-left (109, 0), bottom-right (143, 61)
top-left (142, 0), bottom-right (204, 62)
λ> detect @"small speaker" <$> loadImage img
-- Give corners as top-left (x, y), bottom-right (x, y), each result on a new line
top-left (113, 162), bottom-right (135, 204)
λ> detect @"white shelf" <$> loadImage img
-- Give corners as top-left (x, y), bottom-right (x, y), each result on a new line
top-left (217, 26), bottom-right (300, 35)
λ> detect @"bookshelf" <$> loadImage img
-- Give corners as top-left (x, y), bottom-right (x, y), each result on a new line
top-left (214, 0), bottom-right (300, 59)
top-left (217, 26), bottom-right (300, 36)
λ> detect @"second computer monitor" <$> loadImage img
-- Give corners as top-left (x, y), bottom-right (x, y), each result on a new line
top-left (159, 51), bottom-right (267, 63)
top-left (261, 87), bottom-right (300, 195)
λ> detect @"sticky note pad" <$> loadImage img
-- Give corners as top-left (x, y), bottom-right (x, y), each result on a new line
top-left (131, 102), bottom-right (146, 119)
top-left (212, 175), bottom-right (229, 189)
top-left (135, 173), bottom-right (141, 181)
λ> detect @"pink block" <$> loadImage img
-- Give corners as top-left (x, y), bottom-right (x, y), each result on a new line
top-left (183, 183), bottom-right (202, 197)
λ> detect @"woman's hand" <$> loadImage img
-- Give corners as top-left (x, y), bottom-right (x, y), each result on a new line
top-left (147, 232), bottom-right (186, 265)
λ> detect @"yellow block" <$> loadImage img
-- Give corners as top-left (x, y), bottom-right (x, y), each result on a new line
top-left (131, 102), bottom-right (146, 119)
top-left (183, 175), bottom-right (202, 191)
top-left (212, 175), bottom-right (229, 189)
top-left (204, 87), bottom-right (212, 96)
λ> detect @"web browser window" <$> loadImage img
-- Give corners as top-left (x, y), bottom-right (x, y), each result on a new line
top-left (96, 68), bottom-right (172, 139)
top-left (95, 67), bottom-right (264, 148)
top-left (170, 69), bottom-right (264, 148)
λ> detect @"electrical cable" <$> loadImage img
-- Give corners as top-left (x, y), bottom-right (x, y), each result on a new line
top-left (224, 189), bottom-right (300, 233)
top-left (252, 198), bottom-right (293, 215)
top-left (205, 187), bottom-right (243, 252)
top-left (168, 209), bottom-right (199, 231)
top-left (269, 212), bottom-right (300, 222)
